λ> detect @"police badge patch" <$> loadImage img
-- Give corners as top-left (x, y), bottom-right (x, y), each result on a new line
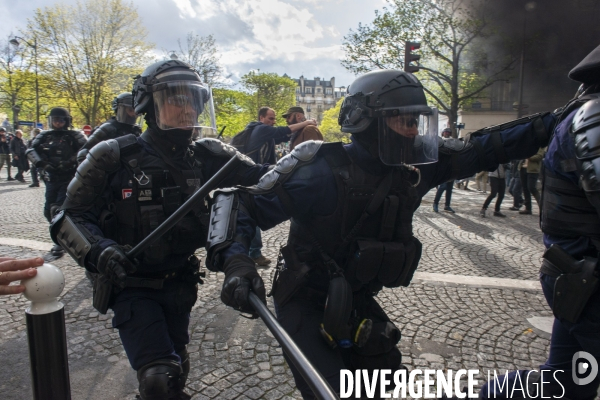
top-left (138, 189), bottom-right (152, 201)
top-left (122, 189), bottom-right (132, 199)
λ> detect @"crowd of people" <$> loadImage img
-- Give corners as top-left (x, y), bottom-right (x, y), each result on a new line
top-left (0, 43), bottom-right (599, 400)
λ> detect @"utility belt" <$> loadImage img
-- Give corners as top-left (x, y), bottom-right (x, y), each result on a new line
top-left (541, 245), bottom-right (599, 323)
top-left (93, 255), bottom-right (204, 314)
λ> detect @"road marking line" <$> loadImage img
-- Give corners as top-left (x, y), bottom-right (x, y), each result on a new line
top-left (1, 237), bottom-right (542, 291)
top-left (0, 237), bottom-right (51, 251)
top-left (413, 271), bottom-right (541, 290)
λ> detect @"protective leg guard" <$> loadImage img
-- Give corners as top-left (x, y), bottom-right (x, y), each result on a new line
top-left (137, 359), bottom-right (187, 400)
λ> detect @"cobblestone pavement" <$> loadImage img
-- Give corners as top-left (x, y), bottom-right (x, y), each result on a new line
top-left (0, 180), bottom-right (588, 399)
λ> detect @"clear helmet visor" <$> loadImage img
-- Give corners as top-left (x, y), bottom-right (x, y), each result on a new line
top-left (48, 116), bottom-right (68, 130)
top-left (378, 106), bottom-right (438, 166)
top-left (153, 81), bottom-right (216, 137)
top-left (115, 104), bottom-right (138, 125)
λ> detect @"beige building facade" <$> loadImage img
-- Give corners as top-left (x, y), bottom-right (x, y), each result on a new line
top-left (290, 75), bottom-right (346, 123)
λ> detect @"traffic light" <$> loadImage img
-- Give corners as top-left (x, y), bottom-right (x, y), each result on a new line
top-left (404, 42), bottom-right (421, 73)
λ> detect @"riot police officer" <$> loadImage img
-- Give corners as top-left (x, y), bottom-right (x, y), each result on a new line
top-left (27, 107), bottom-right (87, 257)
top-left (49, 59), bottom-right (267, 400)
top-left (477, 44), bottom-right (600, 400)
top-left (205, 69), bottom-right (556, 399)
top-left (77, 92), bottom-right (141, 163)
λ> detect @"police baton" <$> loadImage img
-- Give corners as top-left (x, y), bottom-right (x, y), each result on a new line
top-left (126, 154), bottom-right (243, 260)
top-left (248, 292), bottom-right (338, 400)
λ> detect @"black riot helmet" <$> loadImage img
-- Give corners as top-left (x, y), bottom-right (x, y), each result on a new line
top-left (132, 59), bottom-right (216, 137)
top-left (112, 92), bottom-right (137, 125)
top-left (47, 107), bottom-right (72, 130)
top-left (569, 44), bottom-right (600, 85)
top-left (339, 69), bottom-right (438, 165)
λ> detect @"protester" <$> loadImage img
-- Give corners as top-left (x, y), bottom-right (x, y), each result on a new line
top-left (0, 257), bottom-right (42, 296)
top-left (0, 128), bottom-right (14, 181)
top-left (479, 164), bottom-right (508, 217)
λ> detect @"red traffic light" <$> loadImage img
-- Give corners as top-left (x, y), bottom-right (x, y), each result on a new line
top-left (404, 41), bottom-right (421, 73)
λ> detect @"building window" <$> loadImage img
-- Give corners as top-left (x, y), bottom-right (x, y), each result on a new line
top-left (326, 88), bottom-right (332, 94)
top-left (316, 88), bottom-right (321, 93)
top-left (305, 87), bottom-right (312, 94)
top-left (296, 87), bottom-right (301, 93)
top-left (307, 106), bottom-right (311, 112)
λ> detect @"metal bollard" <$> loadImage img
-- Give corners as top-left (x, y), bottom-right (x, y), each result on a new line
top-left (22, 263), bottom-right (71, 400)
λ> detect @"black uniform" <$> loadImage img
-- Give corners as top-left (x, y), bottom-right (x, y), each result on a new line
top-left (51, 59), bottom-right (267, 400)
top-left (28, 127), bottom-right (87, 221)
top-left (77, 117), bottom-right (141, 163)
top-left (206, 70), bottom-right (555, 399)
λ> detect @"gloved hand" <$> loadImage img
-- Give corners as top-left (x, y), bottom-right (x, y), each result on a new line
top-left (221, 254), bottom-right (265, 314)
top-left (42, 163), bottom-right (57, 173)
top-left (96, 245), bottom-right (137, 289)
top-left (34, 159), bottom-right (47, 169)
top-left (57, 161), bottom-right (75, 172)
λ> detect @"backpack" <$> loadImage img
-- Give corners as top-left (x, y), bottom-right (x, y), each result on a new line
top-left (229, 126), bottom-right (259, 156)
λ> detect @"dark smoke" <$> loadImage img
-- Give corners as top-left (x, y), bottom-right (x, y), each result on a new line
top-left (484, 0), bottom-right (600, 113)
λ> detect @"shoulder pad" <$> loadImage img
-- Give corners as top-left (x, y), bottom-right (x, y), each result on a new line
top-left (195, 138), bottom-right (237, 157)
top-left (255, 140), bottom-right (323, 191)
top-left (290, 140), bottom-right (323, 161)
top-left (194, 138), bottom-right (254, 166)
top-left (573, 98), bottom-right (600, 161)
top-left (87, 139), bottom-right (122, 171)
top-left (32, 130), bottom-right (51, 147)
top-left (95, 121), bottom-right (119, 137)
top-left (438, 137), bottom-right (471, 154)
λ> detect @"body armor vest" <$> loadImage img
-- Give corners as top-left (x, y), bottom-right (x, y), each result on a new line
top-left (541, 170), bottom-right (600, 240)
top-left (110, 136), bottom-right (207, 268)
top-left (39, 131), bottom-right (79, 175)
top-left (288, 144), bottom-right (422, 292)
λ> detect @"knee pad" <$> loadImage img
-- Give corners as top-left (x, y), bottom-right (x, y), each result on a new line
top-left (137, 359), bottom-right (185, 400)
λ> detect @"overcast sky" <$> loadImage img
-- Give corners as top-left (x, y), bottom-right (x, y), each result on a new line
top-left (0, 0), bottom-right (387, 88)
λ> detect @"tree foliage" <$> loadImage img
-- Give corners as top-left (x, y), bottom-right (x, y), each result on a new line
top-left (174, 33), bottom-right (227, 88)
top-left (319, 98), bottom-right (350, 143)
top-left (240, 71), bottom-right (297, 127)
top-left (212, 88), bottom-right (253, 140)
top-left (342, 0), bottom-right (514, 137)
top-left (27, 0), bottom-right (153, 126)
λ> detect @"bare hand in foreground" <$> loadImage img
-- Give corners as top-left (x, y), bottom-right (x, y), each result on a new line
top-left (0, 257), bottom-right (43, 295)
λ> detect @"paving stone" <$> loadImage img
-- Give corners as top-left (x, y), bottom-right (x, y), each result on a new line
top-left (0, 183), bottom-right (582, 400)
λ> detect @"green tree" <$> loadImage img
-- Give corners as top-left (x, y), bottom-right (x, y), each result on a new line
top-left (319, 98), bottom-right (350, 143)
top-left (27, 0), bottom-right (153, 126)
top-left (342, 0), bottom-right (514, 137)
top-left (0, 38), bottom-right (35, 130)
top-left (240, 71), bottom-right (296, 126)
top-left (212, 88), bottom-right (253, 140)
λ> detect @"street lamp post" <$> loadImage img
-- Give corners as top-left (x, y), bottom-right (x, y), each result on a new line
top-left (516, 2), bottom-right (537, 118)
top-left (9, 36), bottom-right (39, 128)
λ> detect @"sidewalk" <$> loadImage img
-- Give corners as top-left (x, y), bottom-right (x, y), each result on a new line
top-left (0, 181), bottom-right (563, 399)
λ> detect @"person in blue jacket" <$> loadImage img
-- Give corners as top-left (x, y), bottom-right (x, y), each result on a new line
top-left (477, 44), bottom-right (600, 400)
top-left (206, 69), bottom-right (554, 399)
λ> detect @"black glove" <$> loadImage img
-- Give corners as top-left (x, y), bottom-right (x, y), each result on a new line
top-left (42, 164), bottom-right (57, 173)
top-left (96, 245), bottom-right (137, 289)
top-left (57, 161), bottom-right (75, 172)
top-left (221, 254), bottom-right (266, 313)
top-left (34, 159), bottom-right (47, 169)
